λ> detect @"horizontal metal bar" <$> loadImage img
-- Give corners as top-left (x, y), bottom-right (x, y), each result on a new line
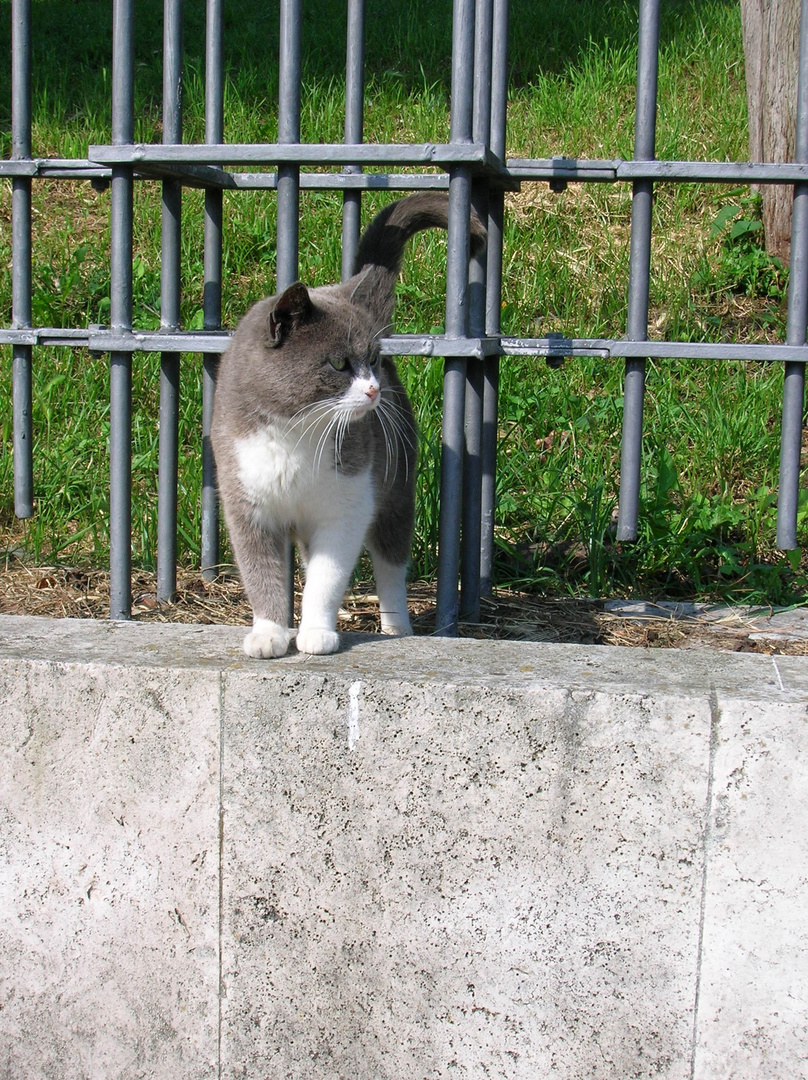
top-left (208, 170), bottom-right (453, 190)
top-left (3, 326), bottom-right (808, 364)
top-left (618, 160), bottom-right (808, 183)
top-left (506, 157), bottom-right (622, 181)
top-left (380, 334), bottom-right (499, 358)
top-left (87, 141), bottom-right (508, 173)
top-left (500, 336), bottom-right (808, 362)
top-left (0, 327), bottom-right (93, 345)
top-left (122, 166), bottom-right (454, 191)
top-left (88, 329), bottom-right (231, 353)
top-left (0, 327), bottom-right (231, 351)
top-left (506, 157), bottom-right (808, 185)
top-left (0, 158), bottom-right (454, 191)
top-left (8, 155), bottom-right (808, 188)
top-left (82, 331), bottom-right (497, 357)
top-left (0, 158), bottom-right (112, 178)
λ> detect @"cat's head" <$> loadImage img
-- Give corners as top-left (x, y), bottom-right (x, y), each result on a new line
top-left (230, 280), bottom-right (385, 426)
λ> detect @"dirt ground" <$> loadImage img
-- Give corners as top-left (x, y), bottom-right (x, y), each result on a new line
top-left (2, 562), bottom-right (807, 656)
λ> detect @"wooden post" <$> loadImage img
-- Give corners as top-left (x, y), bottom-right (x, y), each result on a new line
top-left (741, 0), bottom-right (801, 265)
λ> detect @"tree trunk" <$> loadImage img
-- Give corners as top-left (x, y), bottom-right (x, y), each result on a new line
top-left (741, 0), bottom-right (801, 265)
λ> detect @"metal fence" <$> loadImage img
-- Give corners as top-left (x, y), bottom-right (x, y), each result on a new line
top-left (3, 0), bottom-right (808, 632)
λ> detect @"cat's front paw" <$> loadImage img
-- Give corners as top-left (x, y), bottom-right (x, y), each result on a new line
top-left (243, 619), bottom-right (292, 659)
top-left (296, 626), bottom-right (341, 655)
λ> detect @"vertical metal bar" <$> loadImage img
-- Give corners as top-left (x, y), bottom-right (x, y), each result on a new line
top-left (777, 0), bottom-right (808, 549)
top-left (277, 0), bottom-right (303, 622)
top-left (480, 188), bottom-right (502, 597)
top-left (435, 0), bottom-right (475, 636)
top-left (480, 0), bottom-right (509, 596)
top-left (11, 0), bottom-right (33, 520)
top-left (276, 0), bottom-right (302, 293)
top-left (472, 0), bottom-right (493, 147)
top-left (201, 0), bottom-right (223, 580)
top-left (157, 0), bottom-right (183, 601)
top-left (459, 0), bottom-right (493, 620)
top-left (109, 0), bottom-right (135, 619)
top-left (342, 0), bottom-right (365, 282)
top-left (616, 0), bottom-right (660, 543)
top-left (460, 346), bottom-right (484, 619)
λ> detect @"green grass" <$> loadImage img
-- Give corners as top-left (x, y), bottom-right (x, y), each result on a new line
top-left (1, 0), bottom-right (806, 605)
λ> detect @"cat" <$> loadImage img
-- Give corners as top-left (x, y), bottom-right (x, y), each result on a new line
top-left (211, 192), bottom-right (486, 658)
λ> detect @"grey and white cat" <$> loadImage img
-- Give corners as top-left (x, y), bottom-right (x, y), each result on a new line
top-left (211, 192), bottom-right (486, 658)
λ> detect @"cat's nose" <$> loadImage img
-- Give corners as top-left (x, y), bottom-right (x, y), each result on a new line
top-left (365, 383), bottom-right (379, 401)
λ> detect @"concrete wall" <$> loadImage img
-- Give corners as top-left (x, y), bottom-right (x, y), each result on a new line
top-left (1, 614), bottom-right (807, 1079)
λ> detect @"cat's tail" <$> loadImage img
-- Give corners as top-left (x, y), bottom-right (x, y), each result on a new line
top-left (349, 192), bottom-right (486, 331)
top-left (352, 192), bottom-right (487, 277)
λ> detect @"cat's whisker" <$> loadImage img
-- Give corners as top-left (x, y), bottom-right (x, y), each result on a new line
top-left (375, 405), bottom-right (407, 484)
top-left (371, 321), bottom-right (393, 344)
top-left (313, 413), bottom-right (340, 474)
top-left (377, 400), bottom-right (417, 483)
top-left (289, 399), bottom-right (342, 456)
top-left (379, 397), bottom-right (417, 446)
top-left (334, 413), bottom-right (352, 473)
top-left (376, 408), bottom-right (396, 483)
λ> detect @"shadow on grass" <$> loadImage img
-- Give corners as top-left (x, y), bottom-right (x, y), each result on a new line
top-left (0, 0), bottom-right (740, 138)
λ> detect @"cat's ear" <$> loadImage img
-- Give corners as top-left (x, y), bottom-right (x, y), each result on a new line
top-left (267, 282), bottom-right (312, 347)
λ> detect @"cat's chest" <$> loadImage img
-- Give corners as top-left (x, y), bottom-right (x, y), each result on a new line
top-left (234, 422), bottom-right (366, 515)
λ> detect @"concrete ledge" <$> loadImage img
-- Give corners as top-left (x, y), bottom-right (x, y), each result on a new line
top-left (1, 615), bottom-right (807, 1079)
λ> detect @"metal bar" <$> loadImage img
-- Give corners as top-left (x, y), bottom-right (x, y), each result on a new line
top-left (276, 0), bottom-right (302, 292)
top-left (616, 0), bottom-right (660, 543)
top-left (472, 0), bottom-right (493, 148)
top-left (88, 141), bottom-right (499, 169)
top-left (201, 0), bottom-right (224, 581)
top-left (18, 155), bottom-right (808, 186)
top-left (0, 159), bottom-right (455, 189)
top-left (460, 346), bottom-right (484, 619)
top-left (21, 155), bottom-right (808, 188)
top-left (435, 0), bottom-right (475, 636)
top-left (277, 0), bottom-right (303, 623)
top-left (506, 160), bottom-right (808, 184)
top-left (12, 325), bottom-right (807, 364)
top-left (9, 326), bottom-right (808, 365)
top-left (156, 169), bottom-right (453, 191)
top-left (777, 0), bottom-right (808, 549)
top-left (489, 0), bottom-right (509, 163)
top-left (157, 0), bottom-right (183, 602)
top-left (435, 355), bottom-right (468, 635)
top-left (459, 0), bottom-right (493, 620)
top-left (480, 349), bottom-right (499, 596)
top-left (460, 180), bottom-right (488, 620)
top-left (109, 0), bottom-right (135, 619)
top-left (480, 0), bottom-right (509, 596)
top-left (342, 0), bottom-right (365, 281)
top-left (481, 189), bottom-right (503, 597)
top-left (11, 0), bottom-right (33, 519)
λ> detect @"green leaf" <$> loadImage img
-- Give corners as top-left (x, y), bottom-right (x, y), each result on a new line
top-left (710, 204), bottom-right (741, 237)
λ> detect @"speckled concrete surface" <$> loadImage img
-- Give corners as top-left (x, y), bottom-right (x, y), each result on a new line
top-left (1, 615), bottom-right (806, 1079)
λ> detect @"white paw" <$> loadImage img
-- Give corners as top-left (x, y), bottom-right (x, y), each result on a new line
top-left (296, 626), bottom-right (341, 655)
top-left (381, 619), bottom-right (412, 637)
top-left (243, 620), bottom-right (292, 659)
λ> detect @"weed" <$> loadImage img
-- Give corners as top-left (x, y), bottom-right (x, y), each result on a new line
top-left (694, 194), bottom-right (788, 301)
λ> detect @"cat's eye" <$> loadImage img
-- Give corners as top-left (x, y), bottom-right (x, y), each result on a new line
top-left (329, 356), bottom-right (349, 371)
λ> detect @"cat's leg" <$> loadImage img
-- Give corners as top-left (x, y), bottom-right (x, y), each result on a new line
top-left (367, 420), bottom-right (415, 637)
top-left (369, 551), bottom-right (412, 636)
top-left (227, 517), bottom-right (294, 659)
top-left (296, 491), bottom-right (373, 655)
